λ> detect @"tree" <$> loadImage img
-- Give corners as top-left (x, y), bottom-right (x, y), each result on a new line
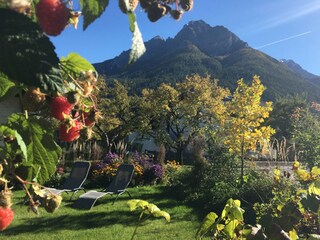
top-left (291, 103), bottom-right (320, 169)
top-left (219, 76), bottom-right (275, 182)
top-left (267, 94), bottom-right (308, 140)
top-left (140, 74), bottom-right (229, 164)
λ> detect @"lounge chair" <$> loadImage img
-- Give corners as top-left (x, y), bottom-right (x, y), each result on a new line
top-left (73, 164), bottom-right (134, 210)
top-left (46, 161), bottom-right (91, 200)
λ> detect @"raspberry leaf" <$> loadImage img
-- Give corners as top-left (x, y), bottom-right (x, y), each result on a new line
top-left (7, 114), bottom-right (62, 184)
top-left (0, 72), bottom-right (15, 100)
top-left (0, 9), bottom-right (63, 94)
top-left (60, 53), bottom-right (96, 79)
top-left (80, 0), bottom-right (110, 30)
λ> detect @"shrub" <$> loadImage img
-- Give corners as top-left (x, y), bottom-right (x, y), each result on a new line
top-left (162, 160), bottom-right (182, 186)
top-left (44, 165), bottom-right (67, 188)
top-left (88, 151), bottom-right (163, 187)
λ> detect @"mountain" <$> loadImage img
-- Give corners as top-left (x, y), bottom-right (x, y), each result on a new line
top-left (94, 20), bottom-right (320, 101)
top-left (280, 59), bottom-right (320, 88)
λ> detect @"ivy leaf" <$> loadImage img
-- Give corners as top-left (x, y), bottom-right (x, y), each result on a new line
top-left (0, 9), bottom-right (63, 93)
top-left (7, 114), bottom-right (61, 184)
top-left (80, 0), bottom-right (110, 30)
top-left (60, 52), bottom-right (96, 78)
top-left (0, 72), bottom-right (15, 99)
top-left (129, 21), bottom-right (146, 64)
top-left (153, 210), bottom-right (170, 222)
top-left (197, 212), bottom-right (218, 237)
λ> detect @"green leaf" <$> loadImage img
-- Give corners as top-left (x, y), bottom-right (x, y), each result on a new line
top-left (127, 199), bottom-right (149, 211)
top-left (7, 114), bottom-right (61, 184)
top-left (127, 199), bottom-right (140, 211)
top-left (311, 166), bottom-right (320, 178)
top-left (197, 212), bottom-right (218, 237)
top-left (60, 53), bottom-right (96, 78)
top-left (309, 180), bottom-right (320, 196)
top-left (0, 72), bottom-right (15, 99)
top-left (129, 21), bottom-right (146, 64)
top-left (153, 210), bottom-right (170, 222)
top-left (128, 12), bottom-right (136, 33)
top-left (80, 0), bottom-right (110, 30)
top-left (145, 203), bottom-right (160, 214)
top-left (307, 234), bottom-right (320, 240)
top-left (0, 9), bottom-right (62, 93)
top-left (221, 198), bottom-right (244, 221)
top-left (136, 200), bottom-right (149, 209)
top-left (14, 130), bottom-right (28, 161)
top-left (224, 219), bottom-right (239, 239)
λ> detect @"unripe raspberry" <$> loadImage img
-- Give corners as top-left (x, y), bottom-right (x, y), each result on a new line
top-left (147, 3), bottom-right (167, 22)
top-left (36, 0), bottom-right (70, 36)
top-left (170, 9), bottom-right (183, 20)
top-left (179, 0), bottom-right (193, 11)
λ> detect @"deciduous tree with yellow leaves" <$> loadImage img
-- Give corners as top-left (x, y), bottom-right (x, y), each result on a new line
top-left (220, 76), bottom-right (275, 182)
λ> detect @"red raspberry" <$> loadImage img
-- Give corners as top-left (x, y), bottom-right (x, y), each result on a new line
top-left (36, 0), bottom-right (70, 36)
top-left (0, 208), bottom-right (14, 231)
top-left (59, 121), bottom-right (82, 142)
top-left (50, 96), bottom-right (73, 121)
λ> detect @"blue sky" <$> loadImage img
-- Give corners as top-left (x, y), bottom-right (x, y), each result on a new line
top-left (51, 0), bottom-right (320, 75)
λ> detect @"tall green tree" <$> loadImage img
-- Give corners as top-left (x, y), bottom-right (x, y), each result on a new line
top-left (267, 94), bottom-right (308, 140)
top-left (291, 104), bottom-right (320, 168)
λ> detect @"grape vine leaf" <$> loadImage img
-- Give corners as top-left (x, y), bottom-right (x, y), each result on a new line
top-left (80, 0), bottom-right (110, 30)
top-left (153, 210), bottom-right (171, 222)
top-left (197, 212), bottom-right (218, 237)
top-left (0, 8), bottom-right (63, 93)
top-left (7, 114), bottom-right (61, 184)
top-left (60, 52), bottom-right (96, 78)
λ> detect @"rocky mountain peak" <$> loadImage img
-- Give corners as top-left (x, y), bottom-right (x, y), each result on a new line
top-left (174, 20), bottom-right (248, 57)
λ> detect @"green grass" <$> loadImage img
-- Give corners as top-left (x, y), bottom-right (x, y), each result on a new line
top-left (0, 186), bottom-right (202, 240)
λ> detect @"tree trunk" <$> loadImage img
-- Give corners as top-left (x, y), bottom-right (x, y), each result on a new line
top-left (157, 143), bottom-right (166, 166)
top-left (177, 142), bottom-right (184, 165)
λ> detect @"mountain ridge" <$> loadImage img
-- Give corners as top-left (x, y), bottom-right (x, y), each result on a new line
top-left (94, 20), bottom-right (320, 102)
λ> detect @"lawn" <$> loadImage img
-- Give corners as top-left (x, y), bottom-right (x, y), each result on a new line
top-left (0, 185), bottom-right (202, 240)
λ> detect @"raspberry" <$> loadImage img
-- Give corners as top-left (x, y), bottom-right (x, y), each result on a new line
top-left (50, 96), bottom-right (73, 121)
top-left (0, 207), bottom-right (14, 231)
top-left (36, 0), bottom-right (70, 36)
top-left (59, 120), bottom-right (82, 142)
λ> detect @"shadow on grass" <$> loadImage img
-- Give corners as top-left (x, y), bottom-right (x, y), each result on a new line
top-left (2, 209), bottom-right (138, 236)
